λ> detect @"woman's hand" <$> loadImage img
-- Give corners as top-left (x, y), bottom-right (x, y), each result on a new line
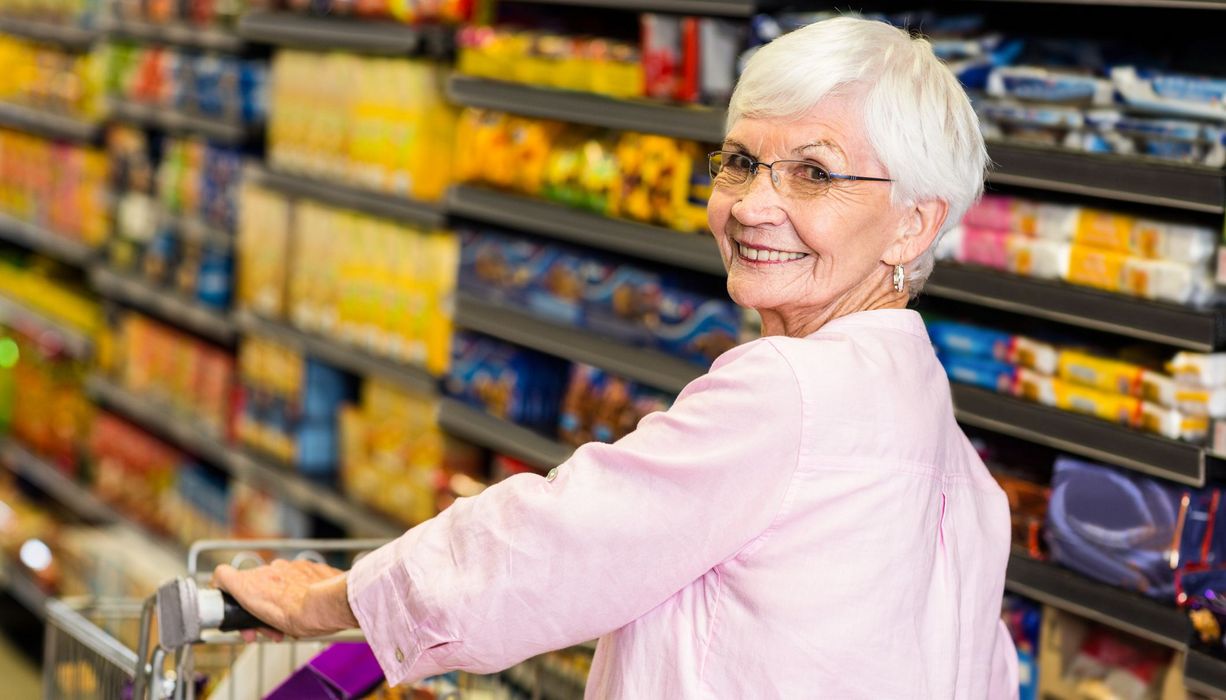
top-left (212, 559), bottom-right (360, 642)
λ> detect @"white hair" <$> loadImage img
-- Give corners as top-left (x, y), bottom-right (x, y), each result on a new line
top-left (728, 15), bottom-right (988, 296)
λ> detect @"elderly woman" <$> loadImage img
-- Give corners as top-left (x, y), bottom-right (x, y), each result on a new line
top-left (215, 15), bottom-right (1016, 698)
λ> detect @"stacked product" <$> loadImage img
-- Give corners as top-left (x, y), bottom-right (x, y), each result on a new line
top-left (109, 127), bottom-right (239, 310)
top-left (0, 329), bottom-right (92, 475)
top-left (236, 334), bottom-right (357, 475)
top-left (0, 36), bottom-right (104, 120)
top-left (0, 0), bottom-right (98, 25)
top-left (338, 378), bottom-right (485, 526)
top-left (111, 313), bottom-right (235, 435)
top-left (1037, 610), bottom-right (1180, 699)
top-left (107, 0), bottom-right (244, 29)
top-left (267, 52), bottom-right (455, 202)
top-left (247, 0), bottom-right (471, 23)
top-left (559, 364), bottom-right (671, 448)
top-left (456, 13), bottom-right (742, 105)
top-left (1001, 595), bottom-right (1041, 700)
top-left (0, 130), bottom-right (111, 248)
top-left (939, 194), bottom-right (1219, 306)
top-left (0, 257), bottom-right (100, 333)
top-left (455, 108), bottom-right (711, 232)
top-left (929, 318), bottom-right (1211, 442)
top-left (460, 226), bottom-right (739, 365)
top-left (88, 411), bottom-right (183, 536)
top-left (237, 185), bottom-right (458, 375)
top-left (102, 42), bottom-right (267, 124)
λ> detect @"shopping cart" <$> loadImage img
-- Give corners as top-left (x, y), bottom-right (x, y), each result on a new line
top-left (42, 538), bottom-right (387, 700)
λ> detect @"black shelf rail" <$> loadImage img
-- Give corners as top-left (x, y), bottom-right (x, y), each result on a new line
top-left (234, 311), bottom-right (438, 396)
top-left (103, 17), bottom-right (244, 51)
top-left (253, 168), bottom-right (447, 230)
top-left (446, 75), bottom-right (726, 142)
top-left (951, 384), bottom-right (1214, 487)
top-left (438, 398), bottom-right (573, 471)
top-left (498, 0), bottom-right (769, 16)
top-left (109, 101), bottom-right (256, 145)
top-left (0, 211), bottom-right (98, 267)
top-left (986, 141), bottom-right (1225, 214)
top-left (926, 263), bottom-right (1226, 352)
top-left (0, 16), bottom-right (99, 49)
top-left (0, 438), bottom-right (117, 524)
top-left (90, 266), bottom-right (237, 345)
top-left (1005, 554), bottom-right (1190, 651)
top-left (85, 375), bottom-right (403, 537)
top-left (0, 101), bottom-right (101, 142)
top-left (448, 185), bottom-right (726, 275)
top-left (0, 293), bottom-right (92, 359)
top-left (237, 12), bottom-right (448, 55)
top-left (456, 292), bottom-right (705, 394)
top-left (1185, 650), bottom-right (1226, 699)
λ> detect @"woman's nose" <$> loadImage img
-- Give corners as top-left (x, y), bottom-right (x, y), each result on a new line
top-left (731, 168), bottom-right (788, 227)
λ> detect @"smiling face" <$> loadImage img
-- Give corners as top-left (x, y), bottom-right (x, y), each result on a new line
top-left (707, 91), bottom-right (928, 337)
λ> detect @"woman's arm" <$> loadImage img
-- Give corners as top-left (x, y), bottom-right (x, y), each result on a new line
top-left (218, 339), bottom-right (805, 685)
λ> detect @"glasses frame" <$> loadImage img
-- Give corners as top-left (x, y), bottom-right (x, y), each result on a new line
top-left (707, 151), bottom-right (893, 194)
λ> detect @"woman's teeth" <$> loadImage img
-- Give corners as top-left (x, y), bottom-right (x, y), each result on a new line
top-left (737, 244), bottom-right (807, 262)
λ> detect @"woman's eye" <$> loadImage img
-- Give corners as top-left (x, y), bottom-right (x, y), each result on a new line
top-left (799, 164), bottom-right (829, 181)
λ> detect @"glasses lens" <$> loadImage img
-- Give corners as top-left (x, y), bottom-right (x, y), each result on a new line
top-left (779, 160), bottom-right (833, 198)
top-left (711, 152), bottom-right (752, 185)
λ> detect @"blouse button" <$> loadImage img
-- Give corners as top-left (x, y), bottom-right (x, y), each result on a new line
top-left (395, 647), bottom-right (405, 663)
top-left (546, 467), bottom-right (559, 482)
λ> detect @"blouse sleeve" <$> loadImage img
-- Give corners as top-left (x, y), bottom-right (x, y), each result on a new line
top-left (346, 338), bottom-right (804, 685)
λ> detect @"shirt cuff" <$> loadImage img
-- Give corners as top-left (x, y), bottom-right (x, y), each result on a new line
top-left (347, 540), bottom-right (428, 687)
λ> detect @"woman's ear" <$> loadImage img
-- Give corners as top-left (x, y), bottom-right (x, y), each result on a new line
top-left (883, 198), bottom-right (949, 266)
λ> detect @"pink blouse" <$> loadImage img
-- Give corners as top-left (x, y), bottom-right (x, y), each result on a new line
top-left (348, 308), bottom-right (1019, 698)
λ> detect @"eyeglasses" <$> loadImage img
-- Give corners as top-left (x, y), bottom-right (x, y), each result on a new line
top-left (708, 151), bottom-right (893, 198)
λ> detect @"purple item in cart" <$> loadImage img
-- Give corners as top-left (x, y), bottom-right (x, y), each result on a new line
top-left (264, 642), bottom-right (385, 699)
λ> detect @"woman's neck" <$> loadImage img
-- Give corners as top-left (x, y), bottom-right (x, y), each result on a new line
top-left (757, 267), bottom-right (910, 338)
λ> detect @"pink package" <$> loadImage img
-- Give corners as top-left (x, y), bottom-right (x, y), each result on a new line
top-left (962, 195), bottom-right (1017, 231)
top-left (958, 225), bottom-right (1011, 270)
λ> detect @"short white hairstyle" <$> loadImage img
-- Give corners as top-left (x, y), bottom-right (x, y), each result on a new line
top-left (728, 15), bottom-right (988, 295)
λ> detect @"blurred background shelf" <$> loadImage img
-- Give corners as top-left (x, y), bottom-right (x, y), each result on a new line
top-left (926, 263), bottom-right (1226, 352)
top-left (237, 12), bottom-right (447, 55)
top-left (446, 76), bottom-right (725, 142)
top-left (500, 0), bottom-right (774, 16)
top-left (985, 142), bottom-right (1225, 213)
top-left (108, 102), bottom-right (256, 145)
top-left (438, 398), bottom-right (572, 471)
top-left (85, 375), bottom-right (233, 468)
top-left (951, 384), bottom-right (1214, 486)
top-left (0, 295), bottom-right (91, 359)
top-left (253, 168), bottom-right (446, 230)
top-left (1005, 554), bottom-right (1190, 651)
top-left (456, 292), bottom-right (704, 394)
top-left (0, 439), bottom-right (117, 525)
top-left (0, 559), bottom-right (48, 620)
top-left (90, 267), bottom-right (237, 345)
top-left (1185, 650), bottom-right (1226, 699)
top-left (102, 18), bottom-right (243, 51)
top-left (233, 311), bottom-right (437, 395)
top-left (0, 17), bottom-right (97, 49)
top-left (448, 185), bottom-right (726, 275)
top-left (0, 102), bottom-right (101, 142)
top-left (0, 213), bottom-right (98, 267)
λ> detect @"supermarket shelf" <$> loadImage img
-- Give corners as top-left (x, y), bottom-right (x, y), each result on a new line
top-left (0, 559), bottom-right (48, 620)
top-left (237, 12), bottom-right (447, 55)
top-left (447, 76), bottom-right (725, 142)
top-left (438, 398), bottom-right (573, 471)
top-left (226, 450), bottom-right (404, 538)
top-left (90, 266), bottom-right (237, 345)
top-left (499, 0), bottom-right (770, 16)
top-left (0, 16), bottom-right (99, 49)
top-left (233, 311), bottom-right (437, 395)
top-left (174, 214), bottom-right (233, 251)
top-left (1005, 554), bottom-right (1189, 651)
top-left (986, 141), bottom-right (1225, 214)
top-left (253, 168), bottom-right (446, 230)
top-left (448, 186), bottom-right (726, 275)
top-left (456, 292), bottom-right (704, 394)
top-left (0, 294), bottom-right (91, 359)
top-left (0, 101), bottom-right (101, 142)
top-left (0, 211), bottom-right (98, 267)
top-left (103, 17), bottom-right (244, 51)
top-left (951, 384), bottom-right (1213, 487)
top-left (1186, 651), bottom-right (1226, 699)
top-left (86, 376), bottom-right (235, 468)
top-left (0, 439), bottom-right (116, 524)
top-left (926, 263), bottom-right (1226, 352)
top-left (109, 101), bottom-right (256, 145)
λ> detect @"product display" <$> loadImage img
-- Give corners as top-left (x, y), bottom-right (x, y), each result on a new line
top-left (559, 363), bottom-right (671, 447)
top-left (0, 36), bottom-right (104, 120)
top-left (102, 42), bottom-right (267, 124)
top-left (267, 51), bottom-right (455, 201)
top-left (0, 328), bottom-right (91, 473)
top-left (108, 0), bottom-right (244, 29)
top-left (249, 0), bottom-right (470, 23)
top-left (445, 330), bottom-right (570, 433)
top-left (0, 130), bottom-right (110, 248)
top-left (455, 108), bottom-right (712, 232)
top-left (0, 0), bottom-right (98, 25)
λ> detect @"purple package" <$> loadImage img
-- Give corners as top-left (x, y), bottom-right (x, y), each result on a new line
top-left (264, 642), bottom-right (385, 699)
